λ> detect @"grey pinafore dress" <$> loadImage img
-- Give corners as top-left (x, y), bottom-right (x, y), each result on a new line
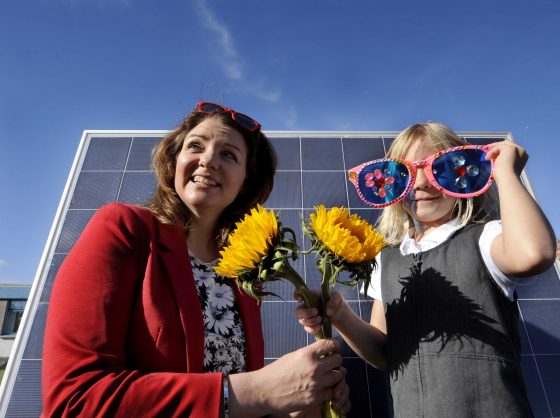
top-left (380, 223), bottom-right (533, 418)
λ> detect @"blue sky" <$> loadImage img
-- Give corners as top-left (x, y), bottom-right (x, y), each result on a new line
top-left (1, 0), bottom-right (559, 284)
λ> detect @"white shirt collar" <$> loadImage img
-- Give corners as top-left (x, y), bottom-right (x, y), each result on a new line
top-left (399, 218), bottom-right (462, 255)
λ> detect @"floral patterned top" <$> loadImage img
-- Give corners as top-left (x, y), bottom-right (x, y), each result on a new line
top-left (189, 253), bottom-right (247, 375)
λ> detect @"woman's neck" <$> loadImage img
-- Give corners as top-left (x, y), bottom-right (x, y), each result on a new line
top-left (187, 217), bottom-right (219, 263)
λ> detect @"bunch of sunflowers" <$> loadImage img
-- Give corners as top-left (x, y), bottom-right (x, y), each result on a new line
top-left (215, 204), bottom-right (386, 418)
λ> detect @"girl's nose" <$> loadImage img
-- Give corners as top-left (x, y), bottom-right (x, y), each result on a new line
top-left (414, 166), bottom-right (431, 189)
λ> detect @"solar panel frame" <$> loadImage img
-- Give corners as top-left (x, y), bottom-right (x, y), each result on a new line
top-left (1, 130), bottom-right (558, 417)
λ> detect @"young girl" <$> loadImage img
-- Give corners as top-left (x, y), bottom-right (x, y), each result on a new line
top-left (296, 122), bottom-right (556, 417)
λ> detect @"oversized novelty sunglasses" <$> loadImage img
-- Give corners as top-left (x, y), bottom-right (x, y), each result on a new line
top-left (348, 145), bottom-right (494, 208)
top-left (196, 101), bottom-right (261, 133)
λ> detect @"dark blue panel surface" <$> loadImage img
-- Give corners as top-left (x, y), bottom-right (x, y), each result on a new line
top-left (82, 137), bottom-right (131, 170)
top-left (22, 303), bottom-right (47, 360)
top-left (69, 171), bottom-right (122, 209)
top-left (519, 300), bottom-right (560, 354)
top-left (117, 172), bottom-right (156, 205)
top-left (520, 319), bottom-right (533, 355)
top-left (517, 266), bottom-right (560, 299)
top-left (534, 355), bottom-right (560, 417)
top-left (265, 171), bottom-right (302, 208)
top-left (342, 358), bottom-right (373, 417)
top-left (262, 302), bottom-right (306, 358)
top-left (301, 137), bottom-right (343, 170)
top-left (5, 360), bottom-right (42, 418)
top-left (522, 355), bottom-right (552, 417)
top-left (126, 137), bottom-right (161, 170)
top-left (302, 171), bottom-right (347, 208)
top-left (270, 137), bottom-right (300, 170)
top-left (342, 137), bottom-right (386, 169)
top-left (54, 210), bottom-right (95, 253)
top-left (366, 364), bottom-right (393, 418)
top-left (382, 137), bottom-right (395, 152)
top-left (40, 254), bottom-right (66, 303)
top-left (465, 137), bottom-right (504, 145)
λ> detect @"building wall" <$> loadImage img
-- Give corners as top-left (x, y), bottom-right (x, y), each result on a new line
top-left (0, 300), bottom-right (10, 361)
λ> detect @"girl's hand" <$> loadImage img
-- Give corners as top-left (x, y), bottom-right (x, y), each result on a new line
top-left (485, 141), bottom-right (528, 181)
top-left (294, 289), bottom-right (322, 335)
top-left (295, 290), bottom-right (350, 334)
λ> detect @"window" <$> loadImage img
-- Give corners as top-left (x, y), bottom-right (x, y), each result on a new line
top-left (1, 300), bottom-right (26, 336)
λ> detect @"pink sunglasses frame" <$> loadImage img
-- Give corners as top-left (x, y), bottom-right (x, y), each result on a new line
top-left (348, 144), bottom-right (495, 208)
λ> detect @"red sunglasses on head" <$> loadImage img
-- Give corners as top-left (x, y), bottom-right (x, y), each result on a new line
top-left (196, 101), bottom-right (261, 133)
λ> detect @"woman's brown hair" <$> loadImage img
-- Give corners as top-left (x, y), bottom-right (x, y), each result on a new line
top-left (144, 108), bottom-right (277, 247)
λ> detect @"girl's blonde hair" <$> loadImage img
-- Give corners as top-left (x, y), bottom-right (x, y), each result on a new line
top-left (376, 122), bottom-right (499, 245)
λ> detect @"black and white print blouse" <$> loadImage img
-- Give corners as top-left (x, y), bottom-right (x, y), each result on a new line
top-left (189, 253), bottom-right (247, 375)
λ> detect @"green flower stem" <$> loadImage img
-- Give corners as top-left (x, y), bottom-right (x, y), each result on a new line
top-left (317, 258), bottom-right (344, 418)
top-left (320, 258), bottom-right (333, 339)
top-left (273, 261), bottom-right (325, 340)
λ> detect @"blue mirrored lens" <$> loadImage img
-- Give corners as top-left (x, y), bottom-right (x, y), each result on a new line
top-left (199, 103), bottom-right (225, 112)
top-left (358, 161), bottom-right (410, 205)
top-left (432, 149), bottom-right (491, 194)
top-left (233, 112), bottom-right (258, 130)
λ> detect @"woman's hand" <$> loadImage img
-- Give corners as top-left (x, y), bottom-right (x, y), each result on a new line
top-left (331, 371), bottom-right (351, 415)
top-left (263, 339), bottom-right (344, 412)
top-left (271, 369), bottom-right (351, 418)
top-left (229, 339), bottom-right (346, 416)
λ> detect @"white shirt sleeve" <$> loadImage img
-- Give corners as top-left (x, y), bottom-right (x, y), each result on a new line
top-left (479, 220), bottom-right (536, 301)
top-left (361, 253), bottom-right (382, 301)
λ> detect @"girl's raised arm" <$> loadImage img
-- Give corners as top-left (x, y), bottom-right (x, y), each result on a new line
top-left (487, 141), bottom-right (556, 276)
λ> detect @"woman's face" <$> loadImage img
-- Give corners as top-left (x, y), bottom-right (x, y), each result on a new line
top-left (401, 140), bottom-right (456, 230)
top-left (174, 118), bottom-right (248, 220)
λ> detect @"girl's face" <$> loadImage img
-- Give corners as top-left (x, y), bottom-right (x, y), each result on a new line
top-left (401, 140), bottom-right (457, 231)
top-left (174, 118), bottom-right (248, 220)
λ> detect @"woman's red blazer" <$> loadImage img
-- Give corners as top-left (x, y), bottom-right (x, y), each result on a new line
top-left (42, 203), bottom-right (265, 417)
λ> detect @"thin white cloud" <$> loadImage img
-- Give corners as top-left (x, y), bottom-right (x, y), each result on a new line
top-left (242, 82), bottom-right (282, 104)
top-left (280, 105), bottom-right (298, 129)
top-left (195, 0), bottom-right (243, 80)
top-left (193, 0), bottom-right (284, 105)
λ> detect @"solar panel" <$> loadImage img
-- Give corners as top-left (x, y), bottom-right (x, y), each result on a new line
top-left (1, 131), bottom-right (558, 417)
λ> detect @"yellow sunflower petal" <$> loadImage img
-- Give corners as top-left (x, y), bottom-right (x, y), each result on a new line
top-left (309, 205), bottom-right (386, 263)
top-left (215, 204), bottom-right (279, 278)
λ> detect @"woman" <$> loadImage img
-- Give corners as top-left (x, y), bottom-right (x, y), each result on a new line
top-left (42, 102), bottom-right (350, 417)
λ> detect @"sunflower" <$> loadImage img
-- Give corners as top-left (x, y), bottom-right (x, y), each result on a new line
top-left (214, 204), bottom-right (312, 306)
top-left (214, 204), bottom-right (364, 418)
top-left (304, 205), bottom-right (386, 345)
top-left (215, 204), bottom-right (278, 278)
top-left (309, 205), bottom-right (386, 263)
